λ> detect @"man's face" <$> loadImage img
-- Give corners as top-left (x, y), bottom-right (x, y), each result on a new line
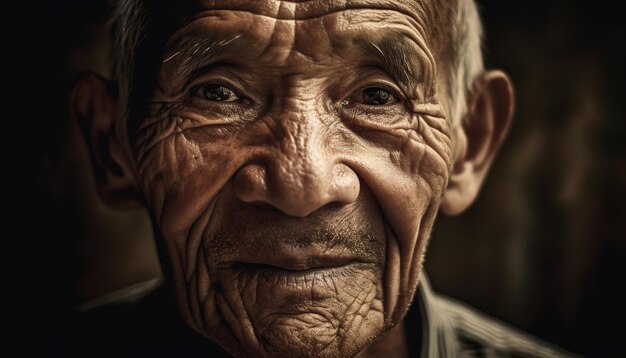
top-left (131, 0), bottom-right (453, 356)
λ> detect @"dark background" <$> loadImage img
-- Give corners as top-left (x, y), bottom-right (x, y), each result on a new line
top-left (11, 1), bottom-right (626, 356)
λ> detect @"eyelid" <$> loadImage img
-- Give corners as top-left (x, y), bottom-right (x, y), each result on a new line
top-left (190, 78), bottom-right (241, 96)
top-left (347, 64), bottom-right (405, 92)
top-left (359, 82), bottom-right (399, 95)
top-left (182, 61), bottom-right (238, 90)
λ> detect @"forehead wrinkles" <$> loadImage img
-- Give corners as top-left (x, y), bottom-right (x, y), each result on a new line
top-left (187, 0), bottom-right (441, 46)
top-left (169, 0), bottom-right (440, 77)
top-left (189, 0), bottom-right (437, 21)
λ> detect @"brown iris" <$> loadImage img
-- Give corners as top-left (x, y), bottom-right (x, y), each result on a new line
top-left (198, 84), bottom-right (238, 102)
top-left (361, 87), bottom-right (396, 105)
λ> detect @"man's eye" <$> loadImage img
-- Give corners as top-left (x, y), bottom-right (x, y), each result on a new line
top-left (195, 84), bottom-right (239, 102)
top-left (359, 87), bottom-right (398, 105)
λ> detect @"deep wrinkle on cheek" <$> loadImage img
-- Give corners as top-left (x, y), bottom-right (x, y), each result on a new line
top-left (132, 110), bottom-right (240, 239)
top-left (342, 100), bottom-right (451, 324)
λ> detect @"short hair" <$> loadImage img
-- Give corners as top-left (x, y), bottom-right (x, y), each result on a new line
top-left (447, 0), bottom-right (484, 127)
top-left (109, 0), bottom-right (484, 128)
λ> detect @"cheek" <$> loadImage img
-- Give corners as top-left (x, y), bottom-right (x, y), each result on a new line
top-left (351, 112), bottom-right (451, 236)
top-left (132, 115), bottom-right (254, 341)
top-left (347, 112), bottom-right (452, 322)
top-left (133, 115), bottom-right (243, 238)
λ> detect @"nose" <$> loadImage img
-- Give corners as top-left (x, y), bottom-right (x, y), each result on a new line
top-left (233, 118), bottom-right (360, 217)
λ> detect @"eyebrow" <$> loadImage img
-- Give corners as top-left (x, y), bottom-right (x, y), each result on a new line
top-left (354, 33), bottom-right (431, 91)
top-left (163, 34), bottom-right (243, 83)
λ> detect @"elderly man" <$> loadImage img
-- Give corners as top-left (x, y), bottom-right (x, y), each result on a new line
top-left (70, 0), bottom-right (574, 356)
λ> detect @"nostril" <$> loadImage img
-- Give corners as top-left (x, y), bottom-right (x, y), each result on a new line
top-left (233, 160), bottom-right (361, 217)
top-left (331, 164), bottom-right (360, 203)
top-left (233, 163), bottom-right (267, 203)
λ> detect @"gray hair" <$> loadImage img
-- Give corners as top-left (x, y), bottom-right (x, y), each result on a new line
top-left (446, 0), bottom-right (485, 127)
top-left (109, 0), bottom-right (484, 128)
top-left (109, 0), bottom-right (145, 114)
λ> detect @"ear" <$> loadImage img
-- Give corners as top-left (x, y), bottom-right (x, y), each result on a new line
top-left (69, 73), bottom-right (143, 209)
top-left (440, 70), bottom-right (515, 216)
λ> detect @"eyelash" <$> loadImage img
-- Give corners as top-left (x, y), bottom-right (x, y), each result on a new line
top-left (190, 80), bottom-right (245, 102)
top-left (186, 78), bottom-right (403, 109)
top-left (350, 82), bottom-right (403, 104)
top-left (358, 82), bottom-right (397, 93)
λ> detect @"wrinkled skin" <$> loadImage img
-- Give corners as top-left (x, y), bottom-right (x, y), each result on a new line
top-left (132, 0), bottom-right (453, 356)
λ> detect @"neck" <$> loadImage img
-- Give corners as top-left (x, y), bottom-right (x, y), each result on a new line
top-left (356, 320), bottom-right (409, 358)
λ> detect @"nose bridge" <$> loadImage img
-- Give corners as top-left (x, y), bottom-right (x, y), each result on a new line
top-left (269, 99), bottom-right (335, 210)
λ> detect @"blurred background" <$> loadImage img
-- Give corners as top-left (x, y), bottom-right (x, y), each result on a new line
top-left (10, 0), bottom-right (625, 356)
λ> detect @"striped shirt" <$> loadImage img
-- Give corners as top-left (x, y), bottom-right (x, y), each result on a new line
top-left (72, 275), bottom-right (580, 357)
top-left (408, 274), bottom-right (580, 357)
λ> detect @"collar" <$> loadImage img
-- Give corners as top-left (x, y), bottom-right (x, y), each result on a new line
top-left (407, 272), bottom-right (459, 358)
top-left (76, 277), bottom-right (163, 312)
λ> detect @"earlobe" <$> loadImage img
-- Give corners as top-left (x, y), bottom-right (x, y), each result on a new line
top-left (441, 70), bottom-right (515, 216)
top-left (69, 73), bottom-right (143, 209)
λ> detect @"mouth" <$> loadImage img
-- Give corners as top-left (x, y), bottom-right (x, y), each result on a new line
top-left (235, 253), bottom-right (356, 270)
top-left (209, 224), bottom-right (385, 300)
top-left (224, 254), bottom-right (378, 294)
top-left (233, 260), bottom-right (358, 279)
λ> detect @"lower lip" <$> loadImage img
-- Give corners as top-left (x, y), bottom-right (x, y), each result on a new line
top-left (231, 261), bottom-right (371, 289)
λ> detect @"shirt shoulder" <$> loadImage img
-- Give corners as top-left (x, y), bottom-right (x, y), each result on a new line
top-left (433, 294), bottom-right (581, 358)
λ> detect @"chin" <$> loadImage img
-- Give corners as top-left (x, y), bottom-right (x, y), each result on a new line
top-left (178, 258), bottom-right (387, 357)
